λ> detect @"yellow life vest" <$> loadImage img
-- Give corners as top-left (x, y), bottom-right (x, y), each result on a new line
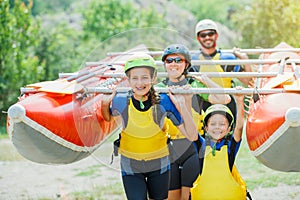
top-left (167, 108), bottom-right (204, 139)
top-left (190, 145), bottom-right (247, 200)
top-left (199, 53), bottom-right (232, 88)
top-left (119, 99), bottom-right (169, 161)
top-left (197, 109), bottom-right (205, 136)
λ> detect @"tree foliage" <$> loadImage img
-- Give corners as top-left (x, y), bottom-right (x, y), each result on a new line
top-left (34, 23), bottom-right (84, 81)
top-left (0, 0), bottom-right (41, 124)
top-left (172, 0), bottom-right (252, 27)
top-left (0, 0), bottom-right (169, 128)
top-left (2, 0), bottom-right (299, 129)
top-left (25, 0), bottom-right (73, 15)
top-left (82, 0), bottom-right (167, 41)
top-left (232, 0), bottom-right (300, 48)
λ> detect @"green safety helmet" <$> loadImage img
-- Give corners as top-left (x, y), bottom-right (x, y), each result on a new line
top-left (195, 19), bottom-right (219, 37)
top-left (124, 53), bottom-right (157, 74)
top-left (203, 104), bottom-right (234, 127)
top-left (161, 44), bottom-right (191, 68)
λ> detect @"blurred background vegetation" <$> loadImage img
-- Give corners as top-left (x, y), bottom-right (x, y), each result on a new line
top-left (1, 0), bottom-right (300, 131)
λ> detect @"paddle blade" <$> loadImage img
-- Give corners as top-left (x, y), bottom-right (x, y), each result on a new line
top-left (26, 81), bottom-right (59, 89)
top-left (263, 73), bottom-right (294, 89)
top-left (61, 83), bottom-right (84, 94)
top-left (284, 79), bottom-right (300, 91)
top-left (38, 79), bottom-right (83, 94)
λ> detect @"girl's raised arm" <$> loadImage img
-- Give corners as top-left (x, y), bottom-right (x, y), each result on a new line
top-left (168, 85), bottom-right (198, 141)
top-left (101, 89), bottom-right (116, 122)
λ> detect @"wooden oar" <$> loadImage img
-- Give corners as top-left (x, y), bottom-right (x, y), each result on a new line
top-left (263, 73), bottom-right (294, 89)
top-left (262, 58), bottom-right (294, 89)
top-left (284, 62), bottom-right (300, 91)
top-left (28, 47), bottom-right (147, 94)
top-left (26, 70), bottom-right (91, 89)
top-left (37, 65), bottom-right (110, 94)
top-left (27, 81), bottom-right (59, 89)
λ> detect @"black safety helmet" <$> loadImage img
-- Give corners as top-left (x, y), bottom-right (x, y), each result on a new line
top-left (162, 44), bottom-right (191, 69)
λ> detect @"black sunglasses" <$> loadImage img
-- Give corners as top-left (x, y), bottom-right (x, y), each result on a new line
top-left (165, 57), bottom-right (185, 64)
top-left (199, 31), bottom-right (216, 38)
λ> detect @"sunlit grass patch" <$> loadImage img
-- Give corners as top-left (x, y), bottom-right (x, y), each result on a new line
top-left (69, 182), bottom-right (125, 200)
top-left (74, 165), bottom-right (104, 177)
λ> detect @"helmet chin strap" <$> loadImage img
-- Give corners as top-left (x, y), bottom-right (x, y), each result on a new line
top-left (176, 64), bottom-right (189, 81)
top-left (131, 90), bottom-right (148, 109)
top-left (205, 132), bottom-right (217, 156)
top-left (139, 95), bottom-right (145, 109)
top-left (176, 73), bottom-right (184, 81)
top-left (139, 88), bottom-right (151, 109)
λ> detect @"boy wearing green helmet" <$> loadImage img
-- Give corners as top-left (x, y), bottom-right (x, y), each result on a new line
top-left (157, 44), bottom-right (231, 200)
top-left (101, 53), bottom-right (198, 200)
top-left (191, 88), bottom-right (252, 199)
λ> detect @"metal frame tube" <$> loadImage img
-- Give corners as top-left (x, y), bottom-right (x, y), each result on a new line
top-left (85, 59), bottom-right (300, 67)
top-left (84, 87), bottom-right (285, 95)
top-left (107, 48), bottom-right (300, 57)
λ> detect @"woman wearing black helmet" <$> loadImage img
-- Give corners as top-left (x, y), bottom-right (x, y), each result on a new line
top-left (157, 44), bottom-right (231, 200)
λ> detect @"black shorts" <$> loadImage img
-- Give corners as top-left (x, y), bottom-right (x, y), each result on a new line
top-left (169, 139), bottom-right (200, 189)
top-left (121, 156), bottom-right (170, 200)
top-left (122, 166), bottom-right (170, 199)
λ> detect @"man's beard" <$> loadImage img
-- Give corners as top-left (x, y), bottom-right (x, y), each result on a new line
top-left (200, 39), bottom-right (216, 49)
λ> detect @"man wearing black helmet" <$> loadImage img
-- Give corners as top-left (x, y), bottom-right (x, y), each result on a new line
top-left (191, 19), bottom-right (253, 121)
top-left (157, 44), bottom-right (231, 200)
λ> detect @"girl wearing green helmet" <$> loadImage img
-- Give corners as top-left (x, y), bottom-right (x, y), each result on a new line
top-left (191, 87), bottom-right (252, 200)
top-left (101, 53), bottom-right (198, 200)
top-left (157, 44), bottom-right (231, 200)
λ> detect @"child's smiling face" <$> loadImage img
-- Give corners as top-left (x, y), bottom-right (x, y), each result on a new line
top-left (127, 67), bottom-right (153, 99)
top-left (205, 113), bottom-right (231, 141)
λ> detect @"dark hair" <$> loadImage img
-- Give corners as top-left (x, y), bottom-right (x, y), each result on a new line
top-left (126, 67), bottom-right (160, 105)
top-left (149, 85), bottom-right (160, 105)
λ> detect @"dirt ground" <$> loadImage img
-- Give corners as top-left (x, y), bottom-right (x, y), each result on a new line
top-left (0, 157), bottom-right (122, 199)
top-left (1, 139), bottom-right (300, 200)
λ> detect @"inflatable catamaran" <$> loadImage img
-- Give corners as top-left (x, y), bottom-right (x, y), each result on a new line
top-left (6, 53), bottom-right (130, 164)
top-left (246, 42), bottom-right (300, 172)
top-left (6, 42), bottom-right (300, 172)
